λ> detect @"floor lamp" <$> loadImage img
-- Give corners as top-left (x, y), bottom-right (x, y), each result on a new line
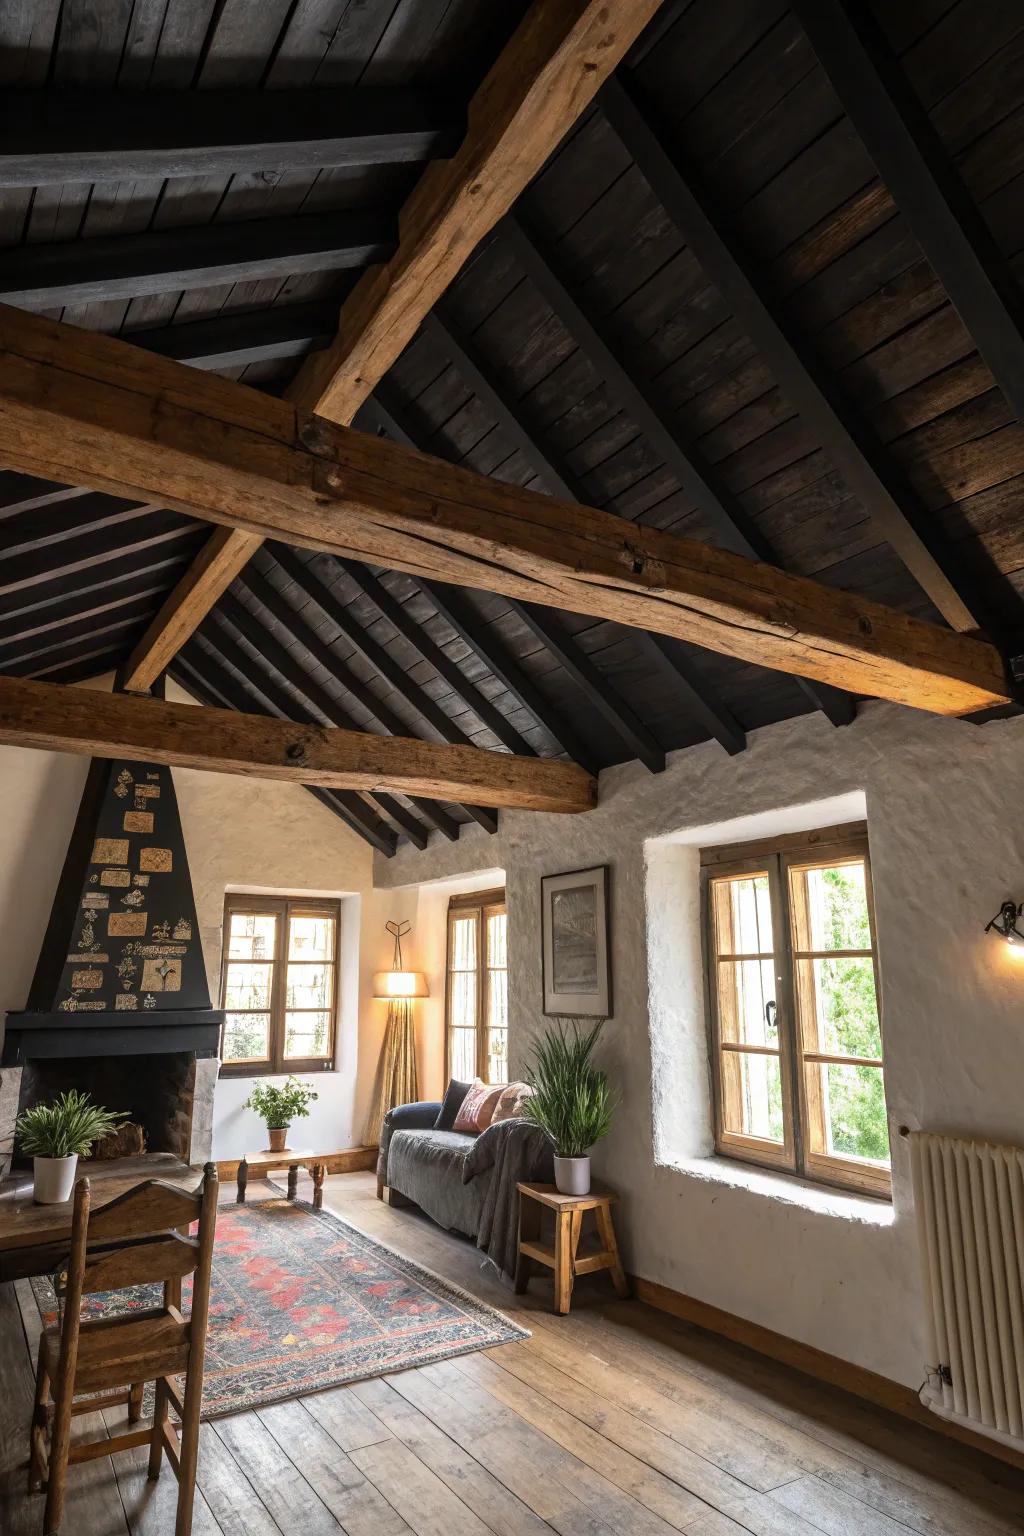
top-left (364, 920), bottom-right (428, 1144)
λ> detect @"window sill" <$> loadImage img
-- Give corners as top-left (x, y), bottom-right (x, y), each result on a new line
top-left (219, 1063), bottom-right (337, 1078)
top-left (664, 1153), bottom-right (895, 1225)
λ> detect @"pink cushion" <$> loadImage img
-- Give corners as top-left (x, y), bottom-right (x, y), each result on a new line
top-left (490, 1081), bottom-right (534, 1124)
top-left (453, 1080), bottom-right (505, 1134)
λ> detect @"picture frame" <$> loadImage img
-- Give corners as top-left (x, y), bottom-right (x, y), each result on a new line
top-left (541, 864), bottom-right (611, 1017)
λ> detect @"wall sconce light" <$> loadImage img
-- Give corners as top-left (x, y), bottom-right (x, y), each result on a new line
top-left (372, 920), bottom-right (429, 1000)
top-left (984, 900), bottom-right (1024, 949)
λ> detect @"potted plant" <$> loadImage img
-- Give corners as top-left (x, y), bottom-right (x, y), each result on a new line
top-left (244, 1076), bottom-right (319, 1152)
top-left (15, 1090), bottom-right (127, 1205)
top-left (524, 1016), bottom-right (617, 1196)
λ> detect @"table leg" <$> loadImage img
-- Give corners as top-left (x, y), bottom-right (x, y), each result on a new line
top-left (287, 1164), bottom-right (298, 1201)
top-left (596, 1203), bottom-right (629, 1298)
top-left (236, 1158), bottom-right (248, 1205)
top-left (515, 1192), bottom-right (540, 1294)
top-left (312, 1162), bottom-right (326, 1211)
top-left (554, 1210), bottom-right (574, 1315)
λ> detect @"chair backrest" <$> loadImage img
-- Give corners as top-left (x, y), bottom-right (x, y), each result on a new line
top-left (59, 1163), bottom-right (219, 1302)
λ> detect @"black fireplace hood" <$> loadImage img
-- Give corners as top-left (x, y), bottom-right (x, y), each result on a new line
top-left (2, 757), bottom-right (224, 1067)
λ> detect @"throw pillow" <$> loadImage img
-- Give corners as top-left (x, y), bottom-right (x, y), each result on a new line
top-left (490, 1081), bottom-right (534, 1124)
top-left (434, 1078), bottom-right (474, 1131)
top-left (453, 1080), bottom-right (505, 1134)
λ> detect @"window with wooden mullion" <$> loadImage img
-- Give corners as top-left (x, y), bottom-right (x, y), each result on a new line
top-left (445, 890), bottom-right (508, 1084)
top-left (220, 895), bottom-right (339, 1075)
top-left (704, 828), bottom-right (890, 1197)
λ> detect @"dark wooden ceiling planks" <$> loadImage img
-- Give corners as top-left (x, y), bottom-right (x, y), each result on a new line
top-left (3, 0), bottom-right (1024, 850)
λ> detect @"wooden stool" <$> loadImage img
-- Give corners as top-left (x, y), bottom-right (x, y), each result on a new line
top-left (515, 1182), bottom-right (629, 1314)
top-left (236, 1150), bottom-right (327, 1211)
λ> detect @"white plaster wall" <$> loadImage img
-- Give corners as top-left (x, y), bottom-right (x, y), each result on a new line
top-left (375, 701), bottom-right (1024, 1388)
top-left (0, 677), bottom-right (397, 1161)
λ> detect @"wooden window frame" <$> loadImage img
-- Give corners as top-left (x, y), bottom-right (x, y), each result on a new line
top-left (702, 823), bottom-right (890, 1199)
top-left (445, 888), bottom-right (508, 1084)
top-left (219, 893), bottom-right (340, 1077)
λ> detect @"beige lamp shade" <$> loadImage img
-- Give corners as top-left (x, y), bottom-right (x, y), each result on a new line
top-left (373, 969), bottom-right (429, 1000)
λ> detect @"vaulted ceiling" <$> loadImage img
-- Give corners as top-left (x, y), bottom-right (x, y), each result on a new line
top-left (3, 0), bottom-right (1023, 855)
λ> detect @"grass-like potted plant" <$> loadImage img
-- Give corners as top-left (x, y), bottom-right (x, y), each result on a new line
top-left (15, 1090), bottom-right (127, 1205)
top-left (524, 1016), bottom-right (617, 1196)
top-left (244, 1075), bottom-right (319, 1152)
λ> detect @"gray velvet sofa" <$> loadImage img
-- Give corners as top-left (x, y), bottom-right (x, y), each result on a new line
top-left (376, 1099), bottom-right (553, 1277)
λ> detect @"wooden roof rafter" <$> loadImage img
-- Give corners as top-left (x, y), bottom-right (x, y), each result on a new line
top-left (596, 71), bottom-right (995, 641)
top-left (418, 307), bottom-right (750, 754)
top-left (118, 0), bottom-right (667, 703)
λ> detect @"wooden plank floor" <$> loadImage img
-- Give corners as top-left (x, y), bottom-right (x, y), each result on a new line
top-left (3, 1170), bottom-right (1024, 1536)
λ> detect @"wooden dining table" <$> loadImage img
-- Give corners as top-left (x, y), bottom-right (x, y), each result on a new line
top-left (0, 1153), bottom-right (201, 1282)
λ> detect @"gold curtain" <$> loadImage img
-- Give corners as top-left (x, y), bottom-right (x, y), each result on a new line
top-left (363, 998), bottom-right (419, 1145)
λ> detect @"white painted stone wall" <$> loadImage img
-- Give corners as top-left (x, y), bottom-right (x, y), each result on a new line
top-left (0, 678), bottom-right (401, 1162)
top-left (375, 700), bottom-right (1024, 1388)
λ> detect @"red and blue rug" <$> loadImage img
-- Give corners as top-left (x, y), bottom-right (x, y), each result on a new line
top-left (31, 1198), bottom-right (528, 1417)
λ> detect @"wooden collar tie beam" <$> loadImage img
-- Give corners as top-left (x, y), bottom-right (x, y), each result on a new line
top-left (0, 676), bottom-right (594, 816)
top-left (0, 303), bottom-right (1010, 719)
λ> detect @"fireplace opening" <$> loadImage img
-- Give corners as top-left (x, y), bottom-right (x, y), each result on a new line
top-left (14, 1052), bottom-right (197, 1167)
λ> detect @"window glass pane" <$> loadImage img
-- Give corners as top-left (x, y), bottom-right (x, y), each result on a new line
top-left (224, 961), bottom-right (273, 1012)
top-left (486, 911), bottom-right (507, 967)
top-left (223, 1013), bottom-right (270, 1062)
top-left (716, 959), bottom-right (778, 1047)
top-left (713, 874), bottom-right (772, 956)
top-left (721, 1050), bottom-right (784, 1143)
top-left (449, 969), bottom-right (477, 1032)
top-left (794, 861), bottom-right (872, 951)
top-left (284, 1011), bottom-right (331, 1059)
top-left (807, 1061), bottom-right (890, 1164)
top-left (286, 963), bottom-right (333, 1012)
top-left (487, 1030), bottom-right (508, 1085)
top-left (288, 913), bottom-right (335, 961)
top-left (227, 912), bottom-right (277, 961)
top-left (450, 1028), bottom-right (477, 1081)
top-left (796, 955), bottom-right (882, 1059)
top-left (450, 915), bottom-right (477, 970)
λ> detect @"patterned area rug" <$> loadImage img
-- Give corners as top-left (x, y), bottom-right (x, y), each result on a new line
top-left (31, 1198), bottom-right (528, 1417)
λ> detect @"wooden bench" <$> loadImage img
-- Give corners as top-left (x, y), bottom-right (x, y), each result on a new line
top-left (235, 1149), bottom-right (327, 1209)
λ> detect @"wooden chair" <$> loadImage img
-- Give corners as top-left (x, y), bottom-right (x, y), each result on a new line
top-left (27, 1163), bottom-right (218, 1536)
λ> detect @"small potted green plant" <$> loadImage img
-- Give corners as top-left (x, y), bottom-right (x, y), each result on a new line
top-left (15, 1090), bottom-right (127, 1205)
top-left (244, 1076), bottom-right (319, 1152)
top-left (524, 1017), bottom-right (617, 1195)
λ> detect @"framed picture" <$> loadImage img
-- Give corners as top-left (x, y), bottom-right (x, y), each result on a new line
top-left (541, 864), bottom-right (611, 1017)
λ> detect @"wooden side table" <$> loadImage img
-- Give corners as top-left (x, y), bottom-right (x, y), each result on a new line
top-left (515, 1181), bottom-right (629, 1314)
top-left (236, 1149), bottom-right (327, 1211)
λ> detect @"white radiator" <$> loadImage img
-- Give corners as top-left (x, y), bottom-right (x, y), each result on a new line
top-left (910, 1131), bottom-right (1024, 1448)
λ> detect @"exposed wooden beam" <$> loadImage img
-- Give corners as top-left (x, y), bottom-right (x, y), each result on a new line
top-left (502, 211), bottom-right (851, 731)
top-left (598, 73), bottom-right (988, 638)
top-left (422, 310), bottom-right (751, 752)
top-left (0, 676), bottom-right (595, 813)
top-left (0, 501), bottom-right (200, 598)
top-left (0, 88), bottom-right (463, 185)
top-left (121, 526), bottom-right (262, 693)
top-left (0, 304), bottom-right (1009, 716)
top-left (793, 0), bottom-right (1024, 427)
top-left (264, 550), bottom-right (499, 834)
top-left (128, 302), bottom-right (338, 371)
top-left (169, 649), bottom-right (400, 856)
top-left (289, 0), bottom-right (667, 423)
top-left (0, 214), bottom-right (392, 308)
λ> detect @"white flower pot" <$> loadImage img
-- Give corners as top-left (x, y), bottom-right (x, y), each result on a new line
top-left (33, 1154), bottom-right (79, 1205)
top-left (553, 1155), bottom-right (591, 1196)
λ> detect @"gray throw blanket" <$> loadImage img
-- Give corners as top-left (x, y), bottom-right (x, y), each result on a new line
top-left (464, 1117), bottom-right (553, 1281)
